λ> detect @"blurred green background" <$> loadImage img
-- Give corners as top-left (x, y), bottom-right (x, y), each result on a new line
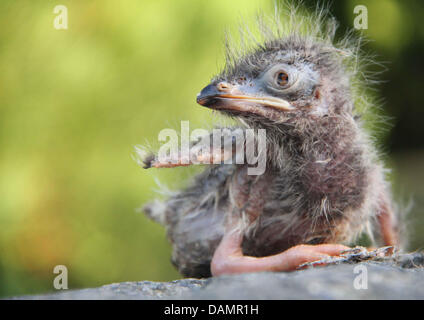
top-left (0, 0), bottom-right (423, 297)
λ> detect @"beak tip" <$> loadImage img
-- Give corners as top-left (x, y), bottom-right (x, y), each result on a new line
top-left (196, 84), bottom-right (220, 106)
top-left (196, 95), bottom-right (206, 106)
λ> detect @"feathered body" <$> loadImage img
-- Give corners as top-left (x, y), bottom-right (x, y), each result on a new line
top-left (141, 4), bottom-right (398, 277)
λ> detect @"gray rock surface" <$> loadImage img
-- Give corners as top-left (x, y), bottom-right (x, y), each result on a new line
top-left (10, 253), bottom-right (424, 300)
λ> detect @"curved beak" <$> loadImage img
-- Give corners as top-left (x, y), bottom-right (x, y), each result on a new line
top-left (196, 82), bottom-right (294, 112)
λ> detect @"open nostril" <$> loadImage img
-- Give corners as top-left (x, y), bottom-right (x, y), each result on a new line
top-left (217, 82), bottom-right (232, 92)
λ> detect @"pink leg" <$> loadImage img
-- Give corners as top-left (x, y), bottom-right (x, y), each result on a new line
top-left (377, 204), bottom-right (398, 247)
top-left (376, 192), bottom-right (399, 254)
top-left (211, 165), bottom-right (350, 276)
top-left (211, 228), bottom-right (350, 276)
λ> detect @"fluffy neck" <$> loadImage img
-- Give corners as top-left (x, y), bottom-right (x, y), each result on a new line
top-left (267, 114), bottom-right (368, 214)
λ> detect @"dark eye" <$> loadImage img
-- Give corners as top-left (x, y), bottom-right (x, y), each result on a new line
top-left (276, 71), bottom-right (289, 86)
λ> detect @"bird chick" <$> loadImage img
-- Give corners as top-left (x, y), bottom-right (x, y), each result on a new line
top-left (140, 5), bottom-right (400, 278)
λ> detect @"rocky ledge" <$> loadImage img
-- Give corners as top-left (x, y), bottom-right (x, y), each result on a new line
top-left (11, 252), bottom-right (424, 300)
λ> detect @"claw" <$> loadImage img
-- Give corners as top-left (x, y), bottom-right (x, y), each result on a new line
top-left (142, 153), bottom-right (155, 169)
